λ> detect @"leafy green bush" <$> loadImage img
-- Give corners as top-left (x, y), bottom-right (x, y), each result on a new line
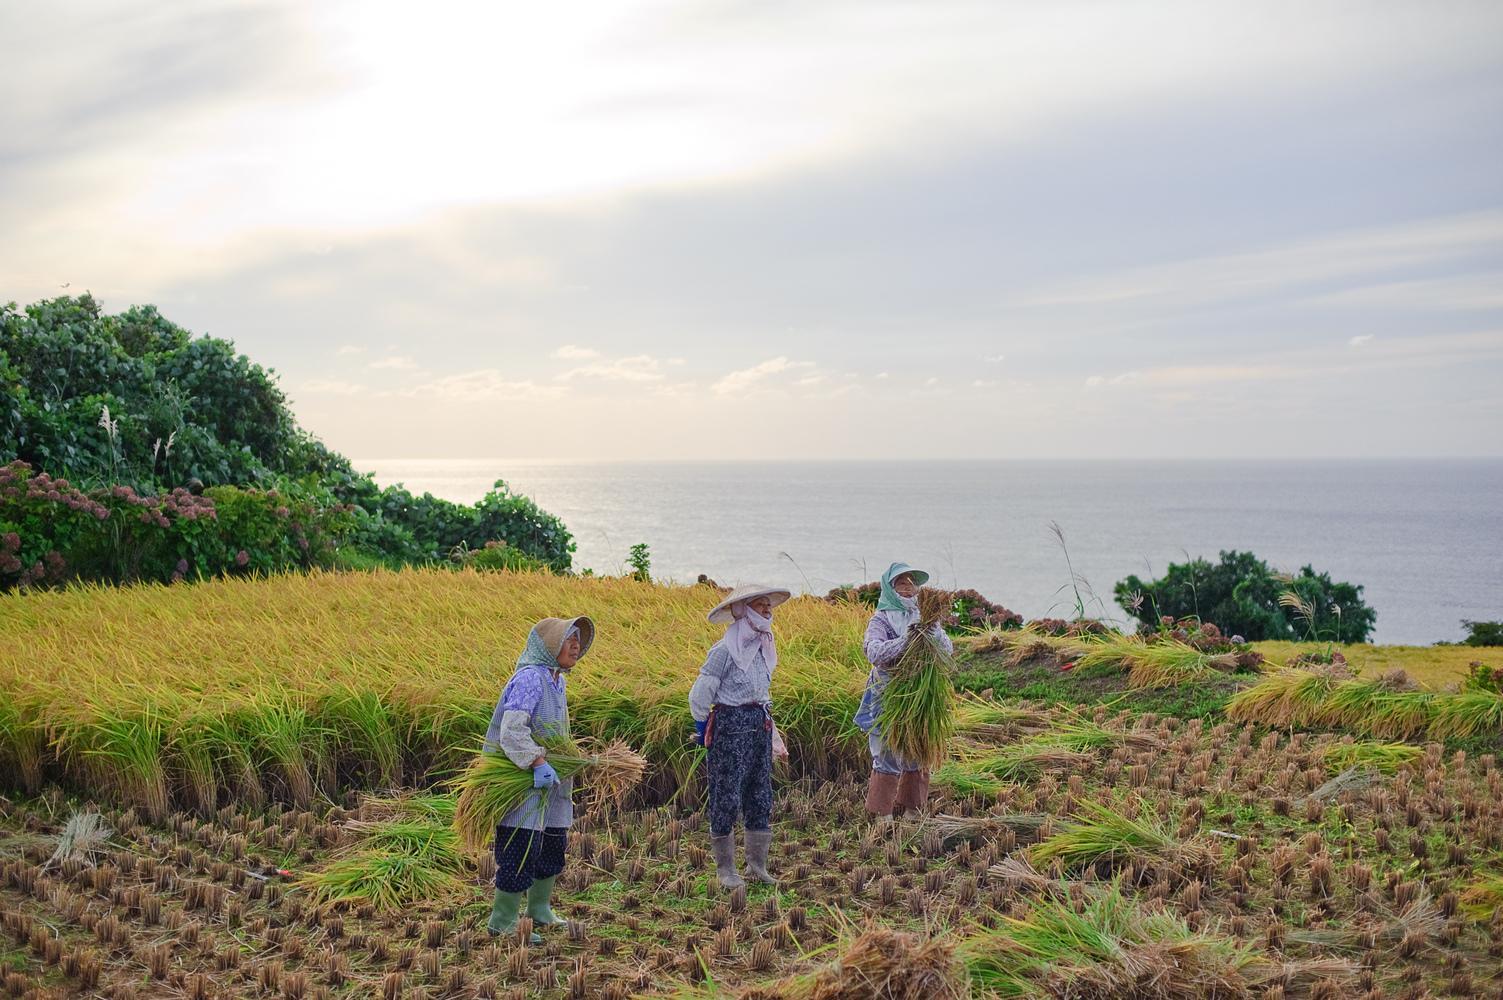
top-left (1114, 550), bottom-right (1375, 643)
top-left (2, 295), bottom-right (575, 573)
top-left (0, 460), bottom-right (352, 588)
top-left (628, 542), bottom-right (651, 582)
top-left (455, 540), bottom-right (549, 574)
top-left (1461, 620), bottom-right (1503, 647)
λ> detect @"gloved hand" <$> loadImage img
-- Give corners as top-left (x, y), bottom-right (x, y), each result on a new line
top-left (532, 761), bottom-right (559, 788)
top-left (693, 719), bottom-right (708, 746)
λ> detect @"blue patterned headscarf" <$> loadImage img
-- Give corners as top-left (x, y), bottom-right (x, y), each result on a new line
top-left (876, 562), bottom-right (930, 613)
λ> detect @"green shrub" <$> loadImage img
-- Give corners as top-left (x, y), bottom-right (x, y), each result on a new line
top-left (2, 296), bottom-right (575, 573)
top-left (457, 540), bottom-right (549, 574)
top-left (1115, 550), bottom-right (1375, 643)
top-left (0, 460), bottom-right (352, 588)
top-left (1461, 620), bottom-right (1503, 648)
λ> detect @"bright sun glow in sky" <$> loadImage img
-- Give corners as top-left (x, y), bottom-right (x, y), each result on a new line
top-left (3, 0), bottom-right (1502, 459)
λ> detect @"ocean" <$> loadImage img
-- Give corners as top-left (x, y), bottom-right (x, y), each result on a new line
top-left (356, 459), bottom-right (1503, 646)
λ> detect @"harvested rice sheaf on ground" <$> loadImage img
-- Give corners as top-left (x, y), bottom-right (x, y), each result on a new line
top-left (1317, 739), bottom-right (1424, 774)
top-left (1028, 796), bottom-right (1211, 877)
top-left (738, 923), bottom-right (967, 1000)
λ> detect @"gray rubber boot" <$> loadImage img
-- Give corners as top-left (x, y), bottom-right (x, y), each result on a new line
top-left (710, 833), bottom-right (745, 889)
top-left (743, 829), bottom-right (776, 884)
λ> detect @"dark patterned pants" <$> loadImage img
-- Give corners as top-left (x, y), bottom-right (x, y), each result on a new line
top-left (493, 825), bottom-right (568, 893)
top-left (707, 705), bottom-right (773, 837)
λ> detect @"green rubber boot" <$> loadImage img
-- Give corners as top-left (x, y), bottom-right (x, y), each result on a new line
top-left (526, 875), bottom-right (563, 926)
top-left (487, 889), bottom-right (540, 944)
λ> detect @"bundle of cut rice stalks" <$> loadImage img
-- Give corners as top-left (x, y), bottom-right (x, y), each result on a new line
top-left (952, 695), bottom-right (1048, 741)
top-left (452, 735), bottom-right (647, 855)
top-left (923, 811), bottom-right (1049, 847)
top-left (875, 588), bottom-right (956, 769)
top-left (738, 922), bottom-right (968, 1000)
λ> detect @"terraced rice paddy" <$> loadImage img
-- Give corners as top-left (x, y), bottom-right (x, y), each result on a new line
top-left (3, 569), bottom-right (1502, 997)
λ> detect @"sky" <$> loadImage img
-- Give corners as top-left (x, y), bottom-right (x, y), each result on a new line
top-left (2, 0), bottom-right (1502, 461)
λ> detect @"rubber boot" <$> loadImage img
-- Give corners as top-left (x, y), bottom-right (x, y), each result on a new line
top-left (710, 833), bottom-right (745, 889)
top-left (865, 770), bottom-right (901, 818)
top-left (743, 829), bottom-right (776, 884)
top-left (526, 874), bottom-right (563, 926)
top-left (487, 889), bottom-right (535, 943)
top-left (896, 769), bottom-right (930, 815)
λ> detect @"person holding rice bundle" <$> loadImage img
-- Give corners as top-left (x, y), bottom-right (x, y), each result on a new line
top-left (482, 615), bottom-right (594, 943)
top-left (855, 562), bottom-right (953, 820)
top-left (689, 583), bottom-right (791, 889)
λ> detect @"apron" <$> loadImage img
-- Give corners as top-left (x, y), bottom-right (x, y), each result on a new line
top-left (498, 664), bottom-right (574, 832)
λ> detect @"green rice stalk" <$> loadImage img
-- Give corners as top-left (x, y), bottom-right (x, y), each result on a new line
top-left (875, 620), bottom-right (956, 770)
top-left (0, 695), bottom-right (46, 793)
top-left (318, 686), bottom-right (402, 788)
top-left (55, 705), bottom-right (170, 822)
top-left (451, 736), bottom-right (647, 855)
top-left (1226, 670), bottom-right (1339, 728)
top-left (957, 883), bottom-right (1268, 999)
top-left (931, 761), bottom-right (1009, 799)
top-left (1460, 872), bottom-right (1503, 922)
top-left (303, 848), bottom-right (464, 911)
top-left (1318, 740), bottom-right (1423, 775)
top-left (1429, 689), bottom-right (1503, 740)
top-left (1029, 796), bottom-right (1201, 874)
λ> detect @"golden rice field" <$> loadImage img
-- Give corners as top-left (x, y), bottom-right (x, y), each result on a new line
top-left (1250, 641), bottom-right (1488, 688)
top-left (4, 569), bottom-right (1499, 826)
top-left (0, 569), bottom-right (869, 821)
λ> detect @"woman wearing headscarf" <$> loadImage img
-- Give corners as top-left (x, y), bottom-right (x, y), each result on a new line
top-left (854, 562), bottom-right (952, 820)
top-left (689, 583), bottom-right (792, 889)
top-left (482, 615), bottom-right (595, 942)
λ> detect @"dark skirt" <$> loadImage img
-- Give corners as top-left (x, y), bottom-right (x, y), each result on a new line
top-left (493, 824), bottom-right (568, 893)
top-left (707, 704), bottom-right (773, 837)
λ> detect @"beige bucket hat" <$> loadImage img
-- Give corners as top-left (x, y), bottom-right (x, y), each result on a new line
top-left (707, 584), bottom-right (793, 624)
top-left (533, 615), bottom-right (596, 659)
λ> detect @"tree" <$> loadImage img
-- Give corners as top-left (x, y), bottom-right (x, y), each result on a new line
top-left (2, 295), bottom-right (575, 572)
top-left (1115, 550), bottom-right (1376, 643)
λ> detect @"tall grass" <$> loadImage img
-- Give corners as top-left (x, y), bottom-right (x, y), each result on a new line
top-left (0, 568), bottom-right (870, 811)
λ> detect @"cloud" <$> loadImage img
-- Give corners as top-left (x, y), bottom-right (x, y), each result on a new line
top-left (972, 378), bottom-right (997, 388)
top-left (874, 372), bottom-right (890, 380)
top-left (335, 344), bottom-right (364, 356)
top-left (301, 378), bottom-right (364, 396)
top-left (796, 374), bottom-right (827, 387)
top-left (1349, 334), bottom-right (1374, 347)
top-left (552, 344), bottom-right (600, 360)
top-left (984, 354), bottom-right (1006, 363)
top-left (711, 357), bottom-right (814, 395)
top-left (1025, 211), bottom-right (1503, 311)
top-left (1084, 371), bottom-right (1141, 388)
top-left (557, 354), bottom-right (665, 382)
top-left (369, 355), bottom-right (420, 371)
top-left (399, 369), bottom-right (562, 402)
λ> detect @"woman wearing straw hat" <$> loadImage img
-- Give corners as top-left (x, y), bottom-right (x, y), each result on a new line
top-left (854, 562), bottom-right (952, 820)
top-left (483, 615), bottom-right (595, 942)
top-left (689, 583), bottom-right (791, 889)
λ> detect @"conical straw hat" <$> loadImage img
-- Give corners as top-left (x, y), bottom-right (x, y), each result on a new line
top-left (707, 584), bottom-right (793, 624)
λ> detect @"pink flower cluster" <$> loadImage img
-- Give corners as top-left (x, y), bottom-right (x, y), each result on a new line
top-left (106, 482), bottom-right (217, 527)
top-left (0, 530), bottom-right (66, 586)
top-left (1, 462), bottom-right (110, 520)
